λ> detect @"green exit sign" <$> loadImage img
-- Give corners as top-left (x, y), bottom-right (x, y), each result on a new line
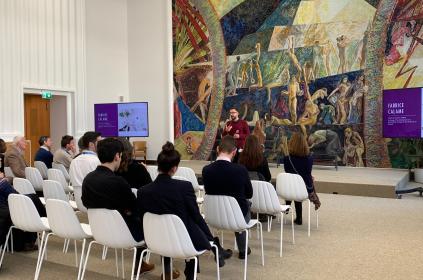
top-left (41, 91), bottom-right (53, 99)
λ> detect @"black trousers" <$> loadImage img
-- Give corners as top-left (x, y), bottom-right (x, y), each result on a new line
top-left (285, 200), bottom-right (302, 220)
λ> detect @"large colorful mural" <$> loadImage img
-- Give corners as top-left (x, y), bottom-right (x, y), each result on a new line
top-left (172, 0), bottom-right (423, 168)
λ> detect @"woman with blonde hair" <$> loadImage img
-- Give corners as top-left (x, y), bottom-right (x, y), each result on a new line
top-left (282, 132), bottom-right (320, 225)
top-left (252, 120), bottom-right (266, 146)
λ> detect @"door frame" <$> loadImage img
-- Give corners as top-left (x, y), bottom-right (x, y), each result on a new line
top-left (23, 88), bottom-right (75, 136)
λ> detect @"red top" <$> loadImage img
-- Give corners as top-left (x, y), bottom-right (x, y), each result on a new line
top-left (222, 119), bottom-right (250, 149)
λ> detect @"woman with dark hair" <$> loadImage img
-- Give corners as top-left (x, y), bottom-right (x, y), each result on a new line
top-left (238, 135), bottom-right (271, 181)
top-left (282, 132), bottom-right (321, 225)
top-left (116, 138), bottom-right (152, 189)
top-left (0, 138), bottom-right (6, 175)
top-left (138, 142), bottom-right (231, 280)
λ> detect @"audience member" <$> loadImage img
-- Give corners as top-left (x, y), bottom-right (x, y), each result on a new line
top-left (116, 138), bottom-right (152, 189)
top-left (282, 132), bottom-right (321, 225)
top-left (53, 135), bottom-right (76, 170)
top-left (4, 136), bottom-right (28, 178)
top-left (138, 142), bottom-right (231, 280)
top-left (81, 138), bottom-right (154, 274)
top-left (239, 135), bottom-right (271, 181)
top-left (222, 107), bottom-right (250, 150)
top-left (69, 131), bottom-right (101, 186)
top-left (34, 136), bottom-right (54, 168)
top-left (0, 138), bottom-right (6, 175)
top-left (252, 120), bottom-right (266, 146)
top-left (202, 135), bottom-right (253, 259)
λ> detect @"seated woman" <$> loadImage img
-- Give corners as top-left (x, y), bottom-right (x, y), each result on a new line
top-left (116, 138), bottom-right (152, 189)
top-left (238, 135), bottom-right (271, 182)
top-left (282, 132), bottom-right (321, 225)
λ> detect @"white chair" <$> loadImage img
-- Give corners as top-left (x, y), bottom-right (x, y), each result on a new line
top-left (4, 166), bottom-right (15, 178)
top-left (34, 161), bottom-right (49, 180)
top-left (80, 209), bottom-right (146, 280)
top-left (0, 194), bottom-right (50, 278)
top-left (42, 180), bottom-right (77, 210)
top-left (13, 177), bottom-right (36, 194)
top-left (276, 173), bottom-right (319, 237)
top-left (174, 167), bottom-right (204, 196)
top-left (37, 199), bottom-right (92, 280)
top-left (173, 176), bottom-right (204, 204)
top-left (25, 167), bottom-right (44, 192)
top-left (73, 186), bottom-right (87, 213)
top-left (52, 162), bottom-right (70, 182)
top-left (251, 180), bottom-right (294, 257)
top-left (204, 195), bottom-right (264, 280)
top-left (138, 213), bottom-right (220, 280)
top-left (48, 168), bottom-right (74, 193)
top-left (146, 165), bottom-right (158, 181)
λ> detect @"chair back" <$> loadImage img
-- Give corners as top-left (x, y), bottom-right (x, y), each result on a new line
top-left (73, 185), bottom-right (87, 212)
top-left (8, 194), bottom-right (49, 232)
top-left (52, 162), bottom-right (70, 182)
top-left (13, 178), bottom-right (36, 194)
top-left (42, 180), bottom-right (68, 202)
top-left (25, 167), bottom-right (44, 191)
top-left (48, 168), bottom-right (71, 192)
top-left (251, 180), bottom-right (282, 214)
top-left (276, 173), bottom-right (308, 201)
top-left (4, 167), bottom-right (15, 178)
top-left (203, 195), bottom-right (248, 231)
top-left (174, 167), bottom-right (200, 191)
top-left (87, 209), bottom-right (138, 248)
top-left (143, 213), bottom-right (199, 258)
top-left (146, 165), bottom-right (158, 181)
top-left (46, 199), bottom-right (89, 240)
top-left (34, 161), bottom-right (48, 179)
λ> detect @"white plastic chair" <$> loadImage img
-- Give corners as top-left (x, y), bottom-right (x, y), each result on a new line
top-left (138, 213), bottom-right (220, 280)
top-left (173, 176), bottom-right (204, 204)
top-left (42, 180), bottom-right (77, 210)
top-left (146, 165), bottom-right (158, 181)
top-left (4, 166), bottom-right (15, 178)
top-left (37, 199), bottom-right (92, 280)
top-left (48, 168), bottom-right (74, 193)
top-left (0, 194), bottom-right (50, 278)
top-left (174, 167), bottom-right (204, 196)
top-left (52, 162), bottom-right (70, 182)
top-left (34, 161), bottom-right (49, 180)
top-left (80, 209), bottom-right (146, 280)
top-left (73, 186), bottom-right (87, 213)
top-left (251, 180), bottom-right (294, 257)
top-left (13, 177), bottom-right (36, 194)
top-left (276, 173), bottom-right (319, 237)
top-left (25, 167), bottom-right (44, 192)
top-left (204, 195), bottom-right (264, 280)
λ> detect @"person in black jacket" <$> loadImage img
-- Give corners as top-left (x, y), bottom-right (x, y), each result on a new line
top-left (34, 136), bottom-right (54, 168)
top-left (138, 142), bottom-right (231, 280)
top-left (0, 138), bottom-right (6, 175)
top-left (116, 138), bottom-right (152, 189)
top-left (202, 135), bottom-right (253, 259)
top-left (238, 135), bottom-right (271, 182)
top-left (81, 138), bottom-right (154, 274)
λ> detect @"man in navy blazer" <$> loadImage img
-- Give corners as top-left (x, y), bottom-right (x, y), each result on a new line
top-left (34, 136), bottom-right (54, 168)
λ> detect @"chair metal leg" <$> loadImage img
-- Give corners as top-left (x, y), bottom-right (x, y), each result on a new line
top-left (74, 240), bottom-right (78, 267)
top-left (115, 248), bottom-right (119, 277)
top-left (291, 210), bottom-right (295, 244)
top-left (268, 216), bottom-right (273, 232)
top-left (80, 241), bottom-right (97, 280)
top-left (130, 247), bottom-right (137, 280)
top-left (77, 239), bottom-right (87, 280)
top-left (211, 243), bottom-right (220, 280)
top-left (0, 227), bottom-right (13, 269)
top-left (258, 222), bottom-right (264, 266)
top-left (101, 245), bottom-right (108, 260)
top-left (135, 249), bottom-right (149, 280)
top-left (243, 229), bottom-right (248, 280)
top-left (280, 212), bottom-right (284, 257)
top-left (121, 248), bottom-right (125, 279)
top-left (170, 257), bottom-right (173, 280)
top-left (34, 231), bottom-right (49, 280)
top-left (316, 210), bottom-right (319, 228)
top-left (193, 257), bottom-right (198, 280)
top-left (308, 200), bottom-right (311, 237)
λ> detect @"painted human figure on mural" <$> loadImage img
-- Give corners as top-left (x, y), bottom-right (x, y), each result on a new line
top-left (328, 76), bottom-right (351, 125)
top-left (239, 60), bottom-right (250, 87)
top-left (298, 88), bottom-right (327, 134)
top-left (226, 56), bottom-right (241, 96)
top-left (386, 21), bottom-right (415, 65)
top-left (321, 40), bottom-right (334, 76)
top-left (285, 76), bottom-right (300, 124)
top-left (308, 129), bottom-right (342, 160)
top-left (191, 70), bottom-right (213, 123)
top-left (312, 40), bottom-right (323, 76)
top-left (318, 103), bottom-right (336, 125)
top-left (337, 35), bottom-right (350, 74)
top-left (343, 127), bottom-right (364, 167)
top-left (348, 74), bottom-right (368, 123)
top-left (266, 65), bottom-right (290, 104)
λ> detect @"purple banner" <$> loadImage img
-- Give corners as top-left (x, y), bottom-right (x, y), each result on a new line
top-left (383, 87), bottom-right (423, 138)
top-left (94, 104), bottom-right (118, 137)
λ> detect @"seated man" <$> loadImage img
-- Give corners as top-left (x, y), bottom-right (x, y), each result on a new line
top-left (53, 135), bottom-right (76, 170)
top-left (81, 138), bottom-right (154, 274)
top-left (34, 136), bottom-right (54, 168)
top-left (202, 135), bottom-right (253, 259)
top-left (69, 131), bottom-right (101, 186)
top-left (138, 142), bottom-right (231, 280)
top-left (4, 136), bottom-right (28, 178)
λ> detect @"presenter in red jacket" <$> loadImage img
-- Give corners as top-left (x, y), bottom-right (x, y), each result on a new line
top-left (222, 107), bottom-right (250, 149)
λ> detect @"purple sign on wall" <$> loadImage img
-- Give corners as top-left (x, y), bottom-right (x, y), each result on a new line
top-left (383, 87), bottom-right (423, 138)
top-left (94, 104), bottom-right (118, 137)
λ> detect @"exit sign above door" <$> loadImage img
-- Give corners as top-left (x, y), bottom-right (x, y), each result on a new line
top-left (41, 90), bottom-right (53, 99)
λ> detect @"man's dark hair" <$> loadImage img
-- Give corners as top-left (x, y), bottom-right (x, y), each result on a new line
top-left (38, 136), bottom-right (49, 146)
top-left (0, 138), bottom-right (6, 153)
top-left (82, 131), bottom-right (101, 149)
top-left (77, 137), bottom-right (85, 150)
top-left (61, 135), bottom-right (74, 148)
top-left (229, 107), bottom-right (238, 112)
top-left (218, 135), bottom-right (236, 154)
top-left (97, 138), bottom-right (123, 163)
top-left (157, 142), bottom-right (181, 173)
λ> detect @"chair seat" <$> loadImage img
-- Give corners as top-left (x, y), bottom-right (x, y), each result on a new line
top-left (81, 223), bottom-right (93, 237)
top-left (40, 197), bottom-right (46, 205)
top-left (196, 197), bottom-right (204, 204)
top-left (69, 200), bottom-right (78, 210)
top-left (40, 217), bottom-right (50, 230)
top-left (246, 219), bottom-right (258, 229)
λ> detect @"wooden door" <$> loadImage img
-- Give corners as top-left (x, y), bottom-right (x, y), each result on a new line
top-left (24, 94), bottom-right (50, 166)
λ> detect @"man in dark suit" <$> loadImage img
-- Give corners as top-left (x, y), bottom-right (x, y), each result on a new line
top-left (138, 142), bottom-right (231, 280)
top-left (202, 135), bottom-right (253, 259)
top-left (81, 138), bottom-right (154, 275)
top-left (34, 136), bottom-right (54, 168)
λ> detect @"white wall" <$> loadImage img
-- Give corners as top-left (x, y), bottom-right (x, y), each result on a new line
top-left (127, 0), bottom-right (173, 160)
top-left (50, 95), bottom-right (68, 152)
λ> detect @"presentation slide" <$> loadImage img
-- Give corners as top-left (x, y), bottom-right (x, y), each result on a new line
top-left (94, 102), bottom-right (149, 137)
top-left (383, 87), bottom-right (423, 138)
